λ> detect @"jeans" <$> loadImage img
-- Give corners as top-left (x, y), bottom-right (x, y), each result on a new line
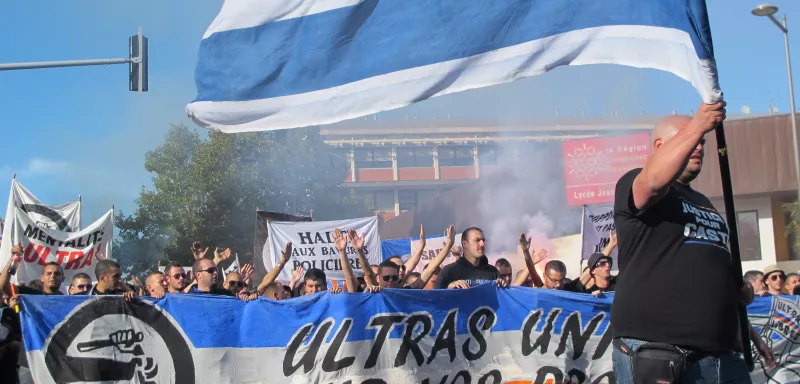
top-left (612, 338), bottom-right (752, 384)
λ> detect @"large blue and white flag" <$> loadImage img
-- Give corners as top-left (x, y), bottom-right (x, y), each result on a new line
top-left (19, 286), bottom-right (798, 384)
top-left (186, 0), bottom-right (721, 132)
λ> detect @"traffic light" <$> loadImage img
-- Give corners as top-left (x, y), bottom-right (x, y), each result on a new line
top-left (129, 30), bottom-right (148, 92)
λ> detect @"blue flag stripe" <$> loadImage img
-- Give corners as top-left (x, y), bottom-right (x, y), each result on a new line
top-left (194, 0), bottom-right (710, 103)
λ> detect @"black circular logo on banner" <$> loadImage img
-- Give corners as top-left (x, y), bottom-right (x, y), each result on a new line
top-left (43, 297), bottom-right (195, 384)
top-left (21, 203), bottom-right (71, 231)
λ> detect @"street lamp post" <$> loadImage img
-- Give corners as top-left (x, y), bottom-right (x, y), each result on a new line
top-left (753, 4), bottom-right (800, 208)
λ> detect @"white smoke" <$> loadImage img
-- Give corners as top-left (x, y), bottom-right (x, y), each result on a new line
top-left (477, 142), bottom-right (580, 257)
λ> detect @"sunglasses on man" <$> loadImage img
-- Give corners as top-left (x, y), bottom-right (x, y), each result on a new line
top-left (594, 260), bottom-right (612, 268)
top-left (381, 275), bottom-right (399, 282)
top-left (197, 267), bottom-right (217, 275)
top-left (228, 281), bottom-right (248, 288)
top-left (72, 284), bottom-right (91, 290)
top-left (766, 273), bottom-right (786, 281)
top-left (171, 273), bottom-right (187, 279)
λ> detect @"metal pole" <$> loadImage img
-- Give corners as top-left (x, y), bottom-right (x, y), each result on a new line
top-left (110, 205), bottom-right (115, 259)
top-left (713, 123), bottom-right (754, 371)
top-left (0, 58), bottom-right (130, 71)
top-left (781, 14), bottom-right (800, 210)
top-left (138, 26), bottom-right (143, 94)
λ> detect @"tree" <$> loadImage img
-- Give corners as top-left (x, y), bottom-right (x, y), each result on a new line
top-left (115, 123), bottom-right (368, 274)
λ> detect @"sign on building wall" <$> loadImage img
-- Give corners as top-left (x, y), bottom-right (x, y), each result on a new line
top-left (562, 133), bottom-right (651, 206)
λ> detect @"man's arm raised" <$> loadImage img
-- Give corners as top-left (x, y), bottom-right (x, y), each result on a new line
top-left (408, 225), bottom-right (455, 289)
top-left (402, 225), bottom-right (426, 284)
top-left (348, 229), bottom-right (378, 287)
top-left (514, 245), bottom-right (547, 287)
top-left (0, 244), bottom-right (23, 297)
top-left (632, 102), bottom-right (725, 210)
top-left (518, 234), bottom-right (545, 288)
top-left (333, 228), bottom-right (358, 293)
top-left (256, 242), bottom-right (292, 295)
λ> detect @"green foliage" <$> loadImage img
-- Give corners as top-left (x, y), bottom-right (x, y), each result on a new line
top-left (115, 123), bottom-right (368, 274)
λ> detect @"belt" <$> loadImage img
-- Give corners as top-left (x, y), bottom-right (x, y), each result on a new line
top-left (612, 338), bottom-right (715, 363)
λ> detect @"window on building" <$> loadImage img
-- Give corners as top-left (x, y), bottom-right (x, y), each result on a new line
top-left (479, 146), bottom-right (498, 166)
top-left (439, 146), bottom-right (474, 166)
top-left (397, 147), bottom-right (434, 167)
top-left (720, 210), bottom-right (762, 261)
top-left (355, 148), bottom-right (392, 168)
top-left (398, 190), bottom-right (418, 211)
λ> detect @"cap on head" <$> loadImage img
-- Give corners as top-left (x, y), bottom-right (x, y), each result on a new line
top-left (763, 264), bottom-right (785, 279)
top-left (587, 253), bottom-right (611, 270)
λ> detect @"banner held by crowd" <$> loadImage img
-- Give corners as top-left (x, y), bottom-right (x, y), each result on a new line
top-left (266, 217), bottom-right (381, 282)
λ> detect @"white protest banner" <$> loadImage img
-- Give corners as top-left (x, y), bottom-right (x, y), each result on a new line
top-left (0, 179), bottom-right (82, 270)
top-left (267, 216), bottom-right (381, 281)
top-left (409, 233), bottom-right (462, 273)
top-left (581, 205), bottom-right (618, 266)
top-left (10, 207), bottom-right (111, 288)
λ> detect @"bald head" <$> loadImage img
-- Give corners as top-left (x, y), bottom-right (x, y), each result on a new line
top-left (652, 114), bottom-right (706, 184)
top-left (264, 281), bottom-right (290, 300)
top-left (225, 272), bottom-right (241, 283)
top-left (652, 115), bottom-right (692, 143)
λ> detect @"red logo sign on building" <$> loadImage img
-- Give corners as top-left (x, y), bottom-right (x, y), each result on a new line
top-left (562, 133), bottom-right (651, 206)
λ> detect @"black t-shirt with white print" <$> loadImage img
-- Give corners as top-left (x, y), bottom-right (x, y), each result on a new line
top-left (435, 256), bottom-right (499, 289)
top-left (612, 168), bottom-right (739, 353)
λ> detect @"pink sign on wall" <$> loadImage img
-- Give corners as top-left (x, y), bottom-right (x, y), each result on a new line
top-left (562, 133), bottom-right (651, 206)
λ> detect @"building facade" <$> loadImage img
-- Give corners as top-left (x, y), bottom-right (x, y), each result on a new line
top-left (322, 113), bottom-right (800, 276)
top-left (322, 115), bottom-right (657, 220)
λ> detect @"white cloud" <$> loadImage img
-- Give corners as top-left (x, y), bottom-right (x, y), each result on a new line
top-left (22, 158), bottom-right (69, 176)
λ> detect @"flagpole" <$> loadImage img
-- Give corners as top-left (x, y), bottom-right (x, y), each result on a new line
top-left (580, 204), bottom-right (586, 258)
top-left (110, 205), bottom-right (115, 259)
top-left (713, 123), bottom-right (753, 371)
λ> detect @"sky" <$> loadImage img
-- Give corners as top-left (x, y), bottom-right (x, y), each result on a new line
top-left (1, 0), bottom-right (799, 221)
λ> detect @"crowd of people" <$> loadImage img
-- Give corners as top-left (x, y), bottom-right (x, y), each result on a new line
top-left (0, 217), bottom-right (791, 383)
top-left (0, 218), bottom-right (625, 383)
top-left (2, 103), bottom-right (798, 383)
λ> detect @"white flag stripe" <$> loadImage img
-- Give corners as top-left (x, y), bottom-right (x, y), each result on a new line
top-left (202, 0), bottom-right (364, 39)
top-left (188, 25), bottom-right (719, 132)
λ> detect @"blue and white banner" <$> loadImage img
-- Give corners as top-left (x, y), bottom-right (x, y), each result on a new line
top-left (186, 0), bottom-right (722, 132)
top-left (20, 287), bottom-right (799, 383)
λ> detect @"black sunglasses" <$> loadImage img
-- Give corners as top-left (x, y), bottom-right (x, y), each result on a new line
top-left (381, 275), bottom-right (399, 282)
top-left (198, 267), bottom-right (217, 275)
top-left (767, 273), bottom-right (786, 281)
top-left (594, 260), bottom-right (613, 268)
top-left (228, 281), bottom-right (247, 288)
top-left (72, 284), bottom-right (91, 290)
top-left (171, 273), bottom-right (187, 279)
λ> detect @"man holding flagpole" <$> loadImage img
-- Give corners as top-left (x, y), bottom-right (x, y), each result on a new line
top-left (611, 102), bottom-right (773, 383)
